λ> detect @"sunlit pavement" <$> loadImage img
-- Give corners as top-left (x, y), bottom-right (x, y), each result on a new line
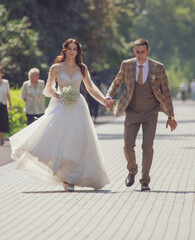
top-left (0, 100), bottom-right (194, 240)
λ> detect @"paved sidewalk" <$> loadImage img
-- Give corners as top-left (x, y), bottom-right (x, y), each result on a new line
top-left (0, 100), bottom-right (195, 240)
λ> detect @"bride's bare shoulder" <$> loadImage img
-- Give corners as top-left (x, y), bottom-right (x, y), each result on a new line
top-left (49, 63), bottom-right (61, 73)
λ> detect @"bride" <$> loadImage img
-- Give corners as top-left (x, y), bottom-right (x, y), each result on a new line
top-left (9, 38), bottom-right (114, 191)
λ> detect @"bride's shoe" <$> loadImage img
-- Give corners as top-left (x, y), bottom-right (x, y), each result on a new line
top-left (67, 184), bottom-right (74, 192)
top-left (63, 182), bottom-right (68, 190)
top-left (63, 182), bottom-right (74, 192)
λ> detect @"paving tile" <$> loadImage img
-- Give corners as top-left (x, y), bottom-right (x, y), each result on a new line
top-left (0, 100), bottom-right (194, 240)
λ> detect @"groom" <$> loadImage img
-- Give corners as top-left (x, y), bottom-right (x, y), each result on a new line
top-left (105, 38), bottom-right (177, 191)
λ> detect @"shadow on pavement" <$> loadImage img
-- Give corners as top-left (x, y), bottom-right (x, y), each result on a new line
top-left (98, 133), bottom-right (195, 140)
top-left (134, 190), bottom-right (195, 194)
top-left (158, 119), bottom-right (195, 124)
top-left (98, 133), bottom-right (124, 140)
top-left (22, 189), bottom-right (120, 194)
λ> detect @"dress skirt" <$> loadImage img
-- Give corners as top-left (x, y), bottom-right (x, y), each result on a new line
top-left (9, 95), bottom-right (109, 189)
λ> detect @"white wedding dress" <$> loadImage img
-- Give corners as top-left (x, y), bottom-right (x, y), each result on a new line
top-left (9, 63), bottom-right (109, 189)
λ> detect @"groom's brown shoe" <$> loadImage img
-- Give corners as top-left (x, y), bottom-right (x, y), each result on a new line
top-left (141, 183), bottom-right (150, 191)
top-left (125, 173), bottom-right (135, 187)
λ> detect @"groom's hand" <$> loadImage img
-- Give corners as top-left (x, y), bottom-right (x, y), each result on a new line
top-left (166, 119), bottom-right (178, 131)
top-left (104, 98), bottom-right (116, 110)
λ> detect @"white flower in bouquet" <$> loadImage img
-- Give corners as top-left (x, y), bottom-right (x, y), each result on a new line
top-left (59, 86), bottom-right (80, 104)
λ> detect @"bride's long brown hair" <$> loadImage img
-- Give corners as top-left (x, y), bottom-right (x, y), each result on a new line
top-left (54, 38), bottom-right (85, 76)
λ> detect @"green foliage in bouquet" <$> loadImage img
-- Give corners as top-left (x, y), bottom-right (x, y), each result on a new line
top-left (60, 86), bottom-right (80, 104)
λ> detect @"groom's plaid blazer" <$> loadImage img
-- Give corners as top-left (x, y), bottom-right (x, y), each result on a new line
top-left (106, 58), bottom-right (174, 117)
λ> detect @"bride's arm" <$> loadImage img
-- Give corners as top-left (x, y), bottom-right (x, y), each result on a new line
top-left (82, 65), bottom-right (105, 105)
top-left (43, 65), bottom-right (59, 98)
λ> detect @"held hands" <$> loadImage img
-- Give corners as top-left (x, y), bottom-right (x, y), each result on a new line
top-left (166, 119), bottom-right (178, 131)
top-left (104, 98), bottom-right (116, 110)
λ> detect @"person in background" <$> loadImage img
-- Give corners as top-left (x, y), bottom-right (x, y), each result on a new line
top-left (80, 81), bottom-right (87, 99)
top-left (0, 66), bottom-right (12, 145)
top-left (21, 68), bottom-right (45, 125)
top-left (178, 81), bottom-right (188, 101)
top-left (107, 74), bottom-right (114, 91)
top-left (190, 79), bottom-right (195, 100)
top-left (87, 70), bottom-right (103, 123)
top-left (100, 82), bottom-right (107, 115)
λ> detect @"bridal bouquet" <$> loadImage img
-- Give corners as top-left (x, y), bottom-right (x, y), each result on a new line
top-left (59, 86), bottom-right (80, 104)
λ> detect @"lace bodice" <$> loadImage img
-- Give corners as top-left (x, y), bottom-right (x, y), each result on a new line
top-left (58, 72), bottom-right (82, 93)
top-left (43, 63), bottom-right (82, 97)
top-left (43, 62), bottom-right (105, 105)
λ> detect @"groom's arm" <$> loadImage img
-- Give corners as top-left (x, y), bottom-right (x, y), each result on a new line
top-left (106, 61), bottom-right (125, 98)
top-left (159, 65), bottom-right (178, 131)
top-left (159, 65), bottom-right (174, 116)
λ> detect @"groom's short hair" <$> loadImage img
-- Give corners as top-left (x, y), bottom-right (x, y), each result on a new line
top-left (134, 39), bottom-right (149, 49)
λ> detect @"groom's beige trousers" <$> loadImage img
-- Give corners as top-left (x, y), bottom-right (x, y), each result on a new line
top-left (124, 108), bottom-right (158, 184)
top-left (123, 80), bottom-right (159, 184)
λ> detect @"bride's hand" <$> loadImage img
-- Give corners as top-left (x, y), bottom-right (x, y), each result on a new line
top-left (57, 94), bottom-right (63, 104)
top-left (104, 98), bottom-right (116, 109)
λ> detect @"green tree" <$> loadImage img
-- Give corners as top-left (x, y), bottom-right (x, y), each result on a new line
top-left (1, 0), bottom-right (136, 83)
top-left (2, 0), bottom-right (194, 93)
top-left (132, 0), bottom-right (195, 90)
top-left (0, 4), bottom-right (48, 87)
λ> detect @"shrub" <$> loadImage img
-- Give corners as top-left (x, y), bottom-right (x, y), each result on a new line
top-left (5, 88), bottom-right (51, 137)
top-left (6, 89), bottom-right (27, 137)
